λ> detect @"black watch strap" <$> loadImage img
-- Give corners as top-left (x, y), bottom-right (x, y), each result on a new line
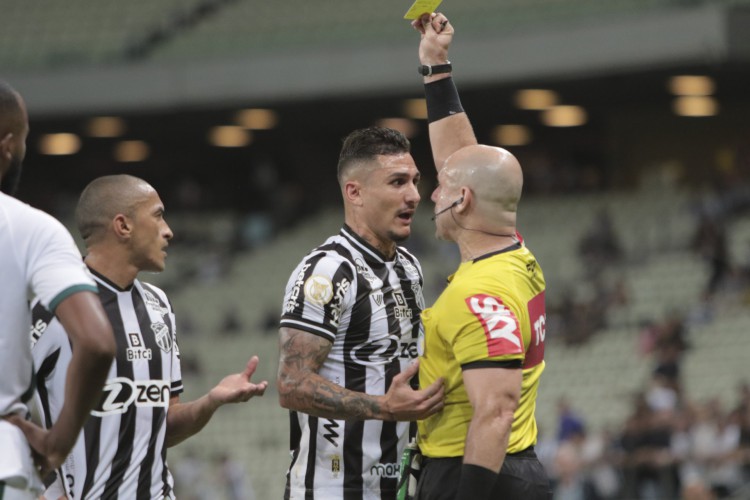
top-left (418, 62), bottom-right (452, 76)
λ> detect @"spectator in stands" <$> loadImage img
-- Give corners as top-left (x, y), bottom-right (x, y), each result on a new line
top-left (691, 210), bottom-right (730, 299)
top-left (558, 397), bottom-right (586, 443)
top-left (214, 452), bottom-right (256, 500)
top-left (219, 304), bottom-right (243, 336)
top-left (578, 207), bottom-right (622, 277)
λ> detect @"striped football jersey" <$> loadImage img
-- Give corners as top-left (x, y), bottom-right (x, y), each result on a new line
top-left (32, 269), bottom-right (182, 500)
top-left (280, 225), bottom-right (424, 500)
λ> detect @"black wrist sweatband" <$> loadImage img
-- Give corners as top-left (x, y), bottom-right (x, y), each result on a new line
top-left (424, 77), bottom-right (464, 123)
top-left (455, 463), bottom-right (498, 500)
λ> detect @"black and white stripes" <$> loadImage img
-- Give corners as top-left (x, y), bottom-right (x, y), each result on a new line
top-left (281, 225), bottom-right (424, 500)
top-left (32, 271), bottom-right (182, 499)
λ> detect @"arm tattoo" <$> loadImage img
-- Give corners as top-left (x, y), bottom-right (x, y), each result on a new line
top-left (278, 328), bottom-right (384, 420)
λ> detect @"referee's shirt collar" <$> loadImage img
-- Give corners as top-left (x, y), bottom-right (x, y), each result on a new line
top-left (340, 224), bottom-right (397, 263)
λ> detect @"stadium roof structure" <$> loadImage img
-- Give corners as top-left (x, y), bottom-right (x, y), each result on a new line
top-left (2, 0), bottom-right (750, 115)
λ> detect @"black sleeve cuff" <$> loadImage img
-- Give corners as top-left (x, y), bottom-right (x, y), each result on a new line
top-left (455, 463), bottom-right (498, 500)
top-left (424, 77), bottom-right (464, 123)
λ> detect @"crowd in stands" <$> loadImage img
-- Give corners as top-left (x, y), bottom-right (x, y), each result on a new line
top-left (540, 381), bottom-right (750, 500)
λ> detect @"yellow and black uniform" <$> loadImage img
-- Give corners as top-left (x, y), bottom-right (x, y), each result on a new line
top-left (415, 242), bottom-right (552, 500)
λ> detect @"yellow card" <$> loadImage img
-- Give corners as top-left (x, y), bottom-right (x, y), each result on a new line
top-left (403, 0), bottom-right (443, 20)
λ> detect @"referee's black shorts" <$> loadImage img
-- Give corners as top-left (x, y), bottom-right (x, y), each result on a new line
top-left (415, 447), bottom-right (552, 500)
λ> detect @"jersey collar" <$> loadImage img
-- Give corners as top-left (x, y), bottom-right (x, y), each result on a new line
top-left (471, 242), bottom-right (522, 263)
top-left (340, 224), bottom-right (397, 263)
top-left (87, 266), bottom-right (134, 292)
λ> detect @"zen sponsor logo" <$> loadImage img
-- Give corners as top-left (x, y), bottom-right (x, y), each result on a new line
top-left (350, 335), bottom-right (399, 366)
top-left (399, 341), bottom-right (418, 359)
top-left (92, 378), bottom-right (170, 416)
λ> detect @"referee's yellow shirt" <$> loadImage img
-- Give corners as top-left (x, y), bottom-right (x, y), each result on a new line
top-left (417, 244), bottom-right (546, 458)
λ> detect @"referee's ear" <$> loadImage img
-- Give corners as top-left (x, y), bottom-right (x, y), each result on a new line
top-left (112, 213), bottom-right (133, 240)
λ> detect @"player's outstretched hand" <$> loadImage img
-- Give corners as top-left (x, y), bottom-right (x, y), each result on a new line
top-left (382, 360), bottom-right (444, 421)
top-left (209, 355), bottom-right (269, 406)
top-left (411, 12), bottom-right (453, 66)
top-left (5, 414), bottom-right (64, 478)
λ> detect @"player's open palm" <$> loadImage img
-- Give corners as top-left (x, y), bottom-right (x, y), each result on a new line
top-left (209, 355), bottom-right (269, 405)
top-left (383, 360), bottom-right (444, 421)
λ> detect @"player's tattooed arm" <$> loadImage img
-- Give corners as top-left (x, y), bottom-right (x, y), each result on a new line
top-left (277, 327), bottom-right (445, 421)
top-left (277, 327), bottom-right (384, 420)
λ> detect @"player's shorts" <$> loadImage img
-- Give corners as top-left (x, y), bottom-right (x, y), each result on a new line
top-left (414, 447), bottom-right (553, 500)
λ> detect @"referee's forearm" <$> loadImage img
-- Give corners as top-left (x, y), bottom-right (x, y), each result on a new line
top-left (463, 408), bottom-right (513, 471)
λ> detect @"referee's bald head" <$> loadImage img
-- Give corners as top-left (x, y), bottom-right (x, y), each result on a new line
top-left (76, 174), bottom-right (155, 245)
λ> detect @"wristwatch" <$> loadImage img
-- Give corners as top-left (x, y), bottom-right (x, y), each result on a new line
top-left (417, 62), bottom-right (452, 76)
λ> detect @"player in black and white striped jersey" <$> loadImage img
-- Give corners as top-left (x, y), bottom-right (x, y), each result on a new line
top-left (277, 127), bottom-right (445, 500)
top-left (31, 175), bottom-right (268, 500)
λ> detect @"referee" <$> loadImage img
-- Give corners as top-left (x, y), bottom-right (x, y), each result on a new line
top-left (408, 13), bottom-right (553, 500)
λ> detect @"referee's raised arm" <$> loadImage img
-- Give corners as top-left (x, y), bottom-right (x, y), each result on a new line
top-left (411, 12), bottom-right (477, 172)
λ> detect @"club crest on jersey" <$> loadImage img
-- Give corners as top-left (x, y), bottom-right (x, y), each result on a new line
top-left (330, 454), bottom-right (341, 478)
top-left (143, 289), bottom-right (169, 316)
top-left (303, 275), bottom-right (334, 305)
top-left (151, 322), bottom-right (172, 352)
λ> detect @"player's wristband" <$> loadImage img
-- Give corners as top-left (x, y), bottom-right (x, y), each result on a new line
top-left (455, 464), bottom-right (497, 500)
top-left (424, 77), bottom-right (464, 123)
